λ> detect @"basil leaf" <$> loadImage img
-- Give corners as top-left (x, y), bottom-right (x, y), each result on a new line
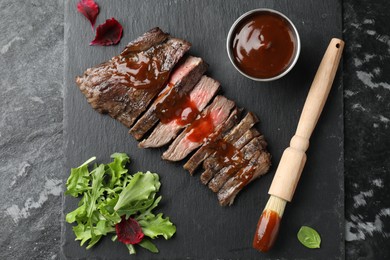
top-left (297, 226), bottom-right (321, 248)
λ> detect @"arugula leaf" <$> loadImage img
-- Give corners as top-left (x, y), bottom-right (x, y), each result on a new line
top-left (138, 239), bottom-right (159, 253)
top-left (297, 226), bottom-right (321, 249)
top-left (86, 164), bottom-right (105, 219)
top-left (65, 195), bottom-right (87, 223)
top-left (65, 157), bottom-right (96, 197)
top-left (107, 153), bottom-right (129, 188)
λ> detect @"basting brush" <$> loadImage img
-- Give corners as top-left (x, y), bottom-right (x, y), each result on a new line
top-left (252, 38), bottom-right (345, 252)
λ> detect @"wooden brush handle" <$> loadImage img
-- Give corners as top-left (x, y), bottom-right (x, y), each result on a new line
top-left (269, 38), bottom-right (344, 201)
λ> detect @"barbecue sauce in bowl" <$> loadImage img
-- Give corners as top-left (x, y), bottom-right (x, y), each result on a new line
top-left (228, 10), bottom-right (300, 80)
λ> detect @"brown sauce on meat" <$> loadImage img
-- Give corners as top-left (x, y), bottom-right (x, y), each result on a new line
top-left (253, 210), bottom-right (281, 252)
top-left (112, 50), bottom-right (169, 89)
top-left (203, 138), bottom-right (246, 179)
top-left (231, 11), bottom-right (295, 78)
top-left (210, 139), bottom-right (244, 166)
top-left (187, 113), bottom-right (214, 142)
top-left (156, 87), bottom-right (199, 126)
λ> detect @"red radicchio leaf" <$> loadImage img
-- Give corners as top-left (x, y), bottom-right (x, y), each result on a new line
top-left (116, 216), bottom-right (144, 245)
top-left (90, 18), bottom-right (123, 46)
top-left (77, 0), bottom-right (99, 30)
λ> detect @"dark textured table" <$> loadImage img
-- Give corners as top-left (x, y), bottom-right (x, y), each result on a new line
top-left (0, 0), bottom-right (388, 259)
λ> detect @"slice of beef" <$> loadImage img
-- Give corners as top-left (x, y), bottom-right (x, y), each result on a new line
top-left (223, 112), bottom-right (259, 143)
top-left (120, 27), bottom-right (169, 54)
top-left (217, 150), bottom-right (271, 206)
top-left (200, 128), bottom-right (260, 185)
top-left (208, 135), bottom-right (267, 192)
top-left (183, 108), bottom-right (241, 175)
top-left (140, 76), bottom-right (220, 148)
top-left (76, 27), bottom-right (191, 128)
top-left (129, 56), bottom-right (207, 140)
top-left (162, 96), bottom-right (235, 161)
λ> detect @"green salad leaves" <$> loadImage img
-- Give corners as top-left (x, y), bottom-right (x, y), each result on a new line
top-left (65, 153), bottom-right (176, 254)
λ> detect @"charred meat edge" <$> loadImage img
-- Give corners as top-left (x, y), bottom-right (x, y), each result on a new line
top-left (162, 95), bottom-right (235, 161)
top-left (129, 56), bottom-right (207, 140)
top-left (140, 76), bottom-right (221, 149)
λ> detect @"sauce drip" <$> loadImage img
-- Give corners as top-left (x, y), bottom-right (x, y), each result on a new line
top-left (187, 113), bottom-right (214, 142)
top-left (252, 209), bottom-right (281, 252)
top-left (232, 12), bottom-right (295, 78)
top-left (209, 139), bottom-right (244, 166)
top-left (156, 88), bottom-right (199, 125)
top-left (112, 48), bottom-right (169, 89)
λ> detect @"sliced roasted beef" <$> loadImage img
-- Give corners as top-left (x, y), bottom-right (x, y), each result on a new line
top-left (140, 76), bottom-right (220, 148)
top-left (183, 108), bottom-right (241, 175)
top-left (129, 56), bottom-right (207, 140)
top-left (76, 27), bottom-right (191, 128)
top-left (200, 128), bottom-right (260, 185)
top-left (199, 112), bottom-right (260, 183)
top-left (217, 151), bottom-right (271, 206)
top-left (223, 112), bottom-right (259, 143)
top-left (208, 136), bottom-right (267, 192)
top-left (162, 96), bottom-right (235, 161)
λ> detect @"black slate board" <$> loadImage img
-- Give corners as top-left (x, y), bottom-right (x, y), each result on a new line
top-left (62, 0), bottom-right (344, 259)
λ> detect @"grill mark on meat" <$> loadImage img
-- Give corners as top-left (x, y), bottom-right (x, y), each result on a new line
top-left (223, 112), bottom-right (259, 143)
top-left (200, 126), bottom-right (260, 185)
top-left (139, 76), bottom-right (220, 148)
top-left (183, 108), bottom-right (241, 175)
top-left (162, 96), bottom-right (235, 161)
top-left (76, 28), bottom-right (191, 128)
top-left (208, 136), bottom-right (267, 192)
top-left (217, 151), bottom-right (271, 206)
top-left (129, 56), bottom-right (207, 140)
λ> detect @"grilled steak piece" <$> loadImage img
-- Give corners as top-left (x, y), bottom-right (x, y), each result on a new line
top-left (183, 108), bottom-right (241, 175)
top-left (223, 112), bottom-right (259, 143)
top-left (76, 27), bottom-right (191, 128)
top-left (129, 56), bottom-right (207, 140)
top-left (208, 136), bottom-right (267, 192)
top-left (140, 76), bottom-right (220, 148)
top-left (162, 96), bottom-right (235, 161)
top-left (200, 128), bottom-right (260, 185)
top-left (217, 151), bottom-right (271, 206)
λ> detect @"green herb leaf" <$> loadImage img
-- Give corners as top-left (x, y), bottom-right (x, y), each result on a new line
top-left (106, 153), bottom-right (129, 188)
top-left (65, 157), bottom-right (96, 197)
top-left (297, 226), bottom-right (321, 249)
top-left (138, 239), bottom-right (159, 253)
top-left (137, 213), bottom-right (176, 240)
top-left (114, 171), bottom-right (160, 211)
